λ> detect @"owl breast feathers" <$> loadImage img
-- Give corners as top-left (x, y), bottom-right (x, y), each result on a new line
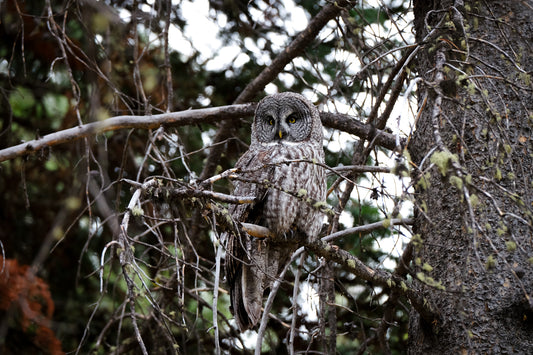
top-left (225, 92), bottom-right (327, 331)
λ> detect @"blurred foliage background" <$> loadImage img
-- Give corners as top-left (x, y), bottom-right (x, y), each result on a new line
top-left (0, 0), bottom-right (415, 353)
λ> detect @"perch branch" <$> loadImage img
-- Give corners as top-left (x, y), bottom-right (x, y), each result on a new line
top-left (241, 223), bottom-right (275, 239)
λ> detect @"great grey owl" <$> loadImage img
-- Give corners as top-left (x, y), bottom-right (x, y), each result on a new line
top-left (225, 92), bottom-right (326, 331)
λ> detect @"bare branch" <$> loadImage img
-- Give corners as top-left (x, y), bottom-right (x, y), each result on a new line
top-left (0, 106), bottom-right (399, 163)
top-left (117, 178), bottom-right (161, 355)
top-left (289, 253), bottom-right (306, 355)
top-left (170, 188), bottom-right (255, 205)
top-left (331, 164), bottom-right (392, 174)
top-left (323, 218), bottom-right (413, 243)
top-left (0, 104), bottom-right (255, 163)
top-left (233, 218), bottom-right (436, 326)
top-left (304, 239), bottom-right (437, 324)
top-left (240, 223), bottom-right (274, 239)
top-left (320, 112), bottom-right (402, 151)
top-left (213, 231), bottom-right (223, 355)
top-left (234, 0), bottom-right (353, 104)
top-left (255, 250), bottom-right (294, 354)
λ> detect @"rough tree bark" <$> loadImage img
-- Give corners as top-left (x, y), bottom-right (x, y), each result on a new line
top-left (409, 0), bottom-right (533, 353)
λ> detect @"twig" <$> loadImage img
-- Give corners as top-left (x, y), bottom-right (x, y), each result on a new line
top-left (100, 240), bottom-right (122, 293)
top-left (116, 178), bottom-right (160, 355)
top-left (323, 218), bottom-right (413, 243)
top-left (163, 0), bottom-right (173, 112)
top-left (255, 253), bottom-right (295, 355)
top-left (121, 267), bottom-right (148, 355)
top-left (45, 0), bottom-right (83, 126)
top-left (331, 164), bottom-right (391, 174)
top-left (289, 253), bottom-right (306, 355)
top-left (212, 230), bottom-right (223, 355)
top-left (329, 47), bottom-right (410, 232)
top-left (375, 242), bottom-right (414, 354)
top-left (170, 187), bottom-right (256, 205)
top-left (470, 36), bottom-right (526, 74)
top-left (199, 168), bottom-right (239, 187)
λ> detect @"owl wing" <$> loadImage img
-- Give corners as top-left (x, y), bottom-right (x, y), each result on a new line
top-left (225, 148), bottom-right (273, 331)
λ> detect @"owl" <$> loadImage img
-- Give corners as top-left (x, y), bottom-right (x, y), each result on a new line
top-left (225, 92), bottom-right (326, 331)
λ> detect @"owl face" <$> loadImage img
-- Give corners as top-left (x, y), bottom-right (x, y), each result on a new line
top-left (252, 93), bottom-right (315, 144)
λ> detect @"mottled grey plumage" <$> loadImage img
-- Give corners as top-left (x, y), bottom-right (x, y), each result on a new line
top-left (225, 92), bottom-right (326, 331)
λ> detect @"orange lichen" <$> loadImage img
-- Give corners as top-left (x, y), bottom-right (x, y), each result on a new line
top-left (0, 257), bottom-right (64, 355)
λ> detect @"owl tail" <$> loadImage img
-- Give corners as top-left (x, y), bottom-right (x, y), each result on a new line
top-left (231, 246), bottom-right (282, 331)
top-left (231, 264), bottom-right (263, 331)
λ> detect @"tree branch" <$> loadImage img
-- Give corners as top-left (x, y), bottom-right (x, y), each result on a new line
top-left (305, 239), bottom-right (437, 324)
top-left (119, 176), bottom-right (436, 337)
top-left (322, 218), bottom-right (413, 243)
top-left (0, 104), bottom-right (255, 163)
top-left (170, 188), bottom-right (255, 205)
top-left (0, 107), bottom-right (400, 163)
top-left (320, 112), bottom-right (401, 151)
top-left (232, 218), bottom-right (437, 325)
top-left (328, 45), bottom-right (412, 233)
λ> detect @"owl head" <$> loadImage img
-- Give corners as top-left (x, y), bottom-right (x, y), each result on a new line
top-left (251, 92), bottom-right (323, 145)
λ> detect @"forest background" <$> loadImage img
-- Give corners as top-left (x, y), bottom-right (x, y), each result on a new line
top-left (0, 0), bottom-right (531, 354)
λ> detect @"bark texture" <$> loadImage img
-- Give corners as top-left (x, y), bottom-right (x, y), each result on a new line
top-left (409, 0), bottom-right (533, 353)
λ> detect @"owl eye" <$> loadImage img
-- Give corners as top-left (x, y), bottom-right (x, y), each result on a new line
top-left (287, 114), bottom-right (297, 124)
top-left (268, 118), bottom-right (274, 125)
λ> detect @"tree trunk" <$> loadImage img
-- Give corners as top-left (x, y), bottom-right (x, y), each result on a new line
top-left (409, 0), bottom-right (533, 353)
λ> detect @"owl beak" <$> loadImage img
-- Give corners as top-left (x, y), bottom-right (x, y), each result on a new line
top-left (278, 130), bottom-right (283, 139)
